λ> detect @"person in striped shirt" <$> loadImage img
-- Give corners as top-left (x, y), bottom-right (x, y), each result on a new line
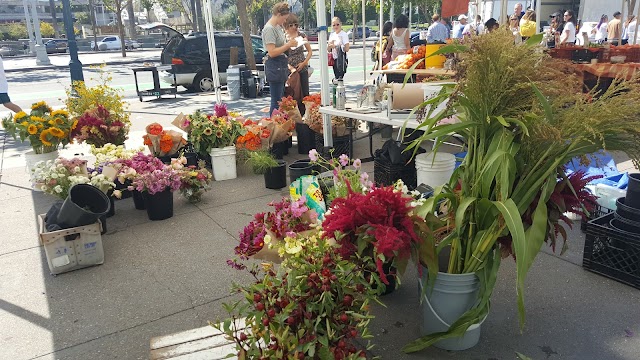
top-left (427, 14), bottom-right (449, 44)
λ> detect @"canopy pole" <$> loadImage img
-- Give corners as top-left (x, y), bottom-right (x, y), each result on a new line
top-left (620, 0), bottom-right (626, 46)
top-left (203, 0), bottom-right (222, 104)
top-left (317, 0), bottom-right (333, 147)
top-left (634, 0), bottom-right (640, 44)
top-left (500, 0), bottom-right (508, 24)
top-left (378, 0), bottom-right (383, 71)
top-left (362, 0), bottom-right (367, 81)
top-left (534, 0), bottom-right (540, 36)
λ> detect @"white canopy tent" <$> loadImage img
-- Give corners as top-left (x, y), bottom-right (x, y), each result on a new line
top-left (203, 0), bottom-right (223, 104)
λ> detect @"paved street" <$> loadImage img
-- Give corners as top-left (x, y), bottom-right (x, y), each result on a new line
top-left (1, 45), bottom-right (640, 360)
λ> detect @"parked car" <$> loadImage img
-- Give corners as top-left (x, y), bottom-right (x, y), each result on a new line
top-left (410, 31), bottom-right (427, 47)
top-left (141, 23), bottom-right (267, 92)
top-left (90, 36), bottom-right (122, 51)
top-left (0, 46), bottom-right (17, 57)
top-left (346, 27), bottom-right (373, 39)
top-left (301, 28), bottom-right (318, 42)
top-left (124, 39), bottom-right (141, 50)
top-left (44, 39), bottom-right (68, 54)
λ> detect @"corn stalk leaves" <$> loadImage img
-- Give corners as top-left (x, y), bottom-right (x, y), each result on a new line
top-left (524, 33), bottom-right (544, 47)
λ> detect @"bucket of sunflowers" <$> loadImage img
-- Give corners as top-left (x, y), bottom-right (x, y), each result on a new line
top-left (1, 101), bottom-right (73, 176)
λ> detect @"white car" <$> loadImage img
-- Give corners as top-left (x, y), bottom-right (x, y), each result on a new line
top-left (90, 36), bottom-right (122, 51)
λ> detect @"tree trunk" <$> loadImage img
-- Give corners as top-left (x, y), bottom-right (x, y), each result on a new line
top-left (89, 0), bottom-right (98, 51)
top-left (190, 0), bottom-right (198, 31)
top-left (116, 1), bottom-right (127, 57)
top-left (352, 12), bottom-right (357, 44)
top-left (195, 0), bottom-right (205, 32)
top-left (127, 0), bottom-right (136, 39)
top-left (49, 0), bottom-right (60, 38)
top-left (629, 0), bottom-right (637, 15)
top-left (237, 0), bottom-right (256, 70)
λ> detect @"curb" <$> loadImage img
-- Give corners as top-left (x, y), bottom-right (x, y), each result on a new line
top-left (5, 58), bottom-right (156, 73)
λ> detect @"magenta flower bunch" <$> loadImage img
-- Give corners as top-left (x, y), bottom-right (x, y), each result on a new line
top-left (234, 197), bottom-right (317, 259)
top-left (130, 166), bottom-right (182, 195)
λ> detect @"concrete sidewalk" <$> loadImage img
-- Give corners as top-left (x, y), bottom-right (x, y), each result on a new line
top-left (1, 93), bottom-right (639, 360)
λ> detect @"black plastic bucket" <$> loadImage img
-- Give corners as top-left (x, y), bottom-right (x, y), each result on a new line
top-left (289, 159), bottom-right (314, 184)
top-left (264, 160), bottom-right (287, 189)
top-left (295, 123), bottom-right (315, 154)
top-left (626, 173), bottom-right (640, 209)
top-left (132, 190), bottom-right (146, 210)
top-left (616, 197), bottom-right (640, 222)
top-left (144, 189), bottom-right (174, 221)
top-left (57, 184), bottom-right (111, 229)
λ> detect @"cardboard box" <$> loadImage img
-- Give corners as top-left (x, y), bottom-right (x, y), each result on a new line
top-left (38, 214), bottom-right (104, 275)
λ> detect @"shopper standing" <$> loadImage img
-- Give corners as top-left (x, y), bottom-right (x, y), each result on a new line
top-left (262, 2), bottom-right (298, 116)
top-left (0, 56), bottom-right (22, 113)
top-left (607, 11), bottom-right (622, 44)
top-left (284, 13), bottom-right (312, 115)
top-left (592, 14), bottom-right (608, 43)
top-left (328, 17), bottom-right (350, 82)
top-left (559, 10), bottom-right (576, 45)
top-left (386, 14), bottom-right (411, 61)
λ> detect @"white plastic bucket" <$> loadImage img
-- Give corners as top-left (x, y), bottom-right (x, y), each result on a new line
top-left (210, 145), bottom-right (237, 181)
top-left (416, 152), bottom-right (455, 188)
top-left (25, 150), bottom-right (59, 191)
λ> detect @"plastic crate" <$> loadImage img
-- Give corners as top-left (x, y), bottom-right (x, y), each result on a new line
top-left (38, 214), bottom-right (104, 275)
top-left (580, 204), bottom-right (613, 232)
top-left (314, 133), bottom-right (351, 159)
top-left (373, 156), bottom-right (417, 189)
top-left (583, 213), bottom-right (640, 289)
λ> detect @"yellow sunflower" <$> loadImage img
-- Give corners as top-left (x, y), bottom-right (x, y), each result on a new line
top-left (27, 124), bottom-right (38, 135)
top-left (13, 111), bottom-right (27, 122)
top-left (31, 116), bottom-right (44, 122)
top-left (55, 118), bottom-right (64, 125)
top-left (72, 119), bottom-right (78, 130)
top-left (49, 127), bottom-right (65, 138)
top-left (20, 121), bottom-right (29, 127)
top-left (31, 101), bottom-right (47, 110)
top-left (37, 123), bottom-right (43, 129)
top-left (39, 129), bottom-right (53, 146)
top-left (51, 109), bottom-right (69, 118)
top-left (48, 120), bottom-right (56, 126)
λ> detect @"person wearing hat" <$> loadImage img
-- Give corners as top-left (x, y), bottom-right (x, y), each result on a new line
top-left (453, 14), bottom-right (468, 39)
top-left (607, 11), bottom-right (622, 43)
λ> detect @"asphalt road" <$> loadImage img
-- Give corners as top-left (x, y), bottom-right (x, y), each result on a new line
top-left (0, 43), bottom-right (377, 119)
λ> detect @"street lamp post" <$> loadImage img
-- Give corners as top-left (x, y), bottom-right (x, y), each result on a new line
top-left (29, 0), bottom-right (51, 65)
top-left (61, 0), bottom-right (84, 82)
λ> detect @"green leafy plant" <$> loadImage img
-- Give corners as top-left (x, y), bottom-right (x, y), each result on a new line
top-left (403, 31), bottom-right (640, 352)
top-left (246, 150), bottom-right (279, 175)
top-left (216, 234), bottom-right (378, 359)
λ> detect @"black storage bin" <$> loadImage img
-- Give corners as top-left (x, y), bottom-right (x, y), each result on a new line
top-left (373, 153), bottom-right (417, 189)
top-left (314, 133), bottom-right (351, 158)
top-left (583, 213), bottom-right (640, 290)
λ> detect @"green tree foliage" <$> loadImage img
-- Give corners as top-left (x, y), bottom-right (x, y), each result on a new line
top-left (7, 22), bottom-right (27, 40)
top-left (40, 21), bottom-right (55, 37)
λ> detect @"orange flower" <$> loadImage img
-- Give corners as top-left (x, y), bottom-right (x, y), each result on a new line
top-left (160, 133), bottom-right (173, 153)
top-left (143, 134), bottom-right (152, 146)
top-left (260, 128), bottom-right (271, 139)
top-left (146, 123), bottom-right (163, 136)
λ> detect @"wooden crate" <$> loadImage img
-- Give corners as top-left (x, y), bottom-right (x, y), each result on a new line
top-left (150, 319), bottom-right (245, 360)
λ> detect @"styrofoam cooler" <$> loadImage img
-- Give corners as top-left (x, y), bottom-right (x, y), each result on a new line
top-left (210, 145), bottom-right (237, 181)
top-left (416, 152), bottom-right (456, 188)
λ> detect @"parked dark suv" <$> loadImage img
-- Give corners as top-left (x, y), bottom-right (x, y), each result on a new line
top-left (141, 24), bottom-right (266, 92)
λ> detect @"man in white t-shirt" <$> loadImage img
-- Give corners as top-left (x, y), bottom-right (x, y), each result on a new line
top-left (0, 56), bottom-right (22, 113)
